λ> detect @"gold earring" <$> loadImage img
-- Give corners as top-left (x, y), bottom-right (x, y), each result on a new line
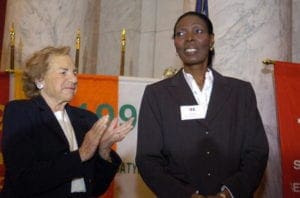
top-left (210, 46), bottom-right (214, 51)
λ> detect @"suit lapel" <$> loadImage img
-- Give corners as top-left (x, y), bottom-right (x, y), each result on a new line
top-left (167, 69), bottom-right (198, 106)
top-left (33, 96), bottom-right (69, 146)
top-left (205, 70), bottom-right (232, 122)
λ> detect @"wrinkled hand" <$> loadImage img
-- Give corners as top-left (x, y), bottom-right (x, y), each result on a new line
top-left (79, 115), bottom-right (109, 162)
top-left (98, 117), bottom-right (134, 161)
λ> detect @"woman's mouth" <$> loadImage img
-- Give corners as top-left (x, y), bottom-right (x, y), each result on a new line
top-left (185, 48), bottom-right (197, 53)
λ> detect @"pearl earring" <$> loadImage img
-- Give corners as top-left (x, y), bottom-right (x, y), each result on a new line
top-left (36, 83), bottom-right (44, 90)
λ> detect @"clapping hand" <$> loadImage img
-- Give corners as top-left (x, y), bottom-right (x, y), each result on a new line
top-left (98, 117), bottom-right (134, 161)
top-left (79, 115), bottom-right (110, 162)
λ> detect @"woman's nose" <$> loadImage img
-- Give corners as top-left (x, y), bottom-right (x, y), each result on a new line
top-left (186, 32), bottom-right (194, 41)
top-left (70, 73), bottom-right (78, 83)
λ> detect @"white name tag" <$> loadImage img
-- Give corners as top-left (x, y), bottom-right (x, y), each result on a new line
top-left (180, 105), bottom-right (203, 120)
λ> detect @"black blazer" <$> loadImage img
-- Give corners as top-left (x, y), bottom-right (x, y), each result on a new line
top-left (136, 69), bottom-right (269, 198)
top-left (1, 95), bottom-right (121, 198)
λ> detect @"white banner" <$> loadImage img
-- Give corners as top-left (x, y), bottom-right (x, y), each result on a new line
top-left (115, 76), bottom-right (158, 198)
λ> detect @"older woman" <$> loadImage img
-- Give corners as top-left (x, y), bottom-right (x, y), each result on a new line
top-left (136, 12), bottom-right (269, 198)
top-left (1, 46), bottom-right (133, 198)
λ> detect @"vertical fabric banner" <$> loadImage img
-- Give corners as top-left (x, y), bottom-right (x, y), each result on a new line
top-left (71, 75), bottom-right (158, 197)
top-left (115, 76), bottom-right (157, 198)
top-left (70, 74), bottom-right (118, 119)
top-left (70, 74), bottom-right (118, 198)
top-left (274, 61), bottom-right (300, 197)
top-left (195, 0), bottom-right (208, 16)
top-left (0, 72), bottom-right (10, 189)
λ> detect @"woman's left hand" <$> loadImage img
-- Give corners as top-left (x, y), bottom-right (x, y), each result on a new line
top-left (98, 117), bottom-right (134, 161)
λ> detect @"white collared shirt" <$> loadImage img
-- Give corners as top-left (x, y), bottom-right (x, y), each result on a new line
top-left (183, 68), bottom-right (214, 119)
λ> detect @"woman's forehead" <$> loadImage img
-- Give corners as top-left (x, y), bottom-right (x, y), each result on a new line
top-left (48, 55), bottom-right (73, 66)
top-left (176, 15), bottom-right (207, 28)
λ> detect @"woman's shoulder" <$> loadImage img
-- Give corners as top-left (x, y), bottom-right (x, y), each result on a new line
top-left (3, 99), bottom-right (36, 120)
top-left (5, 99), bottom-right (33, 109)
top-left (146, 70), bottom-right (182, 90)
top-left (218, 77), bottom-right (257, 102)
top-left (213, 70), bottom-right (252, 88)
top-left (143, 77), bottom-right (175, 98)
top-left (224, 76), bottom-right (251, 87)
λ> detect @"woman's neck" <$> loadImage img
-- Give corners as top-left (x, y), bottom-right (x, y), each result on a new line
top-left (184, 64), bottom-right (208, 89)
top-left (40, 93), bottom-right (67, 112)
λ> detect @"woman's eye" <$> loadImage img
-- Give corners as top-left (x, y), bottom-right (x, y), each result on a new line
top-left (175, 31), bottom-right (185, 37)
top-left (195, 29), bottom-right (204, 34)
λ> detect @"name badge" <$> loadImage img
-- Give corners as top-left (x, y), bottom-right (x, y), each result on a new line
top-left (180, 105), bottom-right (202, 120)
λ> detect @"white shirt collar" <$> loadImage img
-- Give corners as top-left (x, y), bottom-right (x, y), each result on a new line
top-left (182, 68), bottom-right (214, 92)
top-left (182, 68), bottom-right (214, 118)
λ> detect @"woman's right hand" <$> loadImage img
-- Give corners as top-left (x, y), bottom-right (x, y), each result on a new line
top-left (98, 117), bottom-right (134, 161)
top-left (79, 115), bottom-right (109, 162)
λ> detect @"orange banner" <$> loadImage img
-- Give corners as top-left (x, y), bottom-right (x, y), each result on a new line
top-left (0, 72), bottom-right (9, 189)
top-left (274, 61), bottom-right (300, 197)
top-left (71, 74), bottom-right (118, 119)
top-left (70, 74), bottom-right (119, 198)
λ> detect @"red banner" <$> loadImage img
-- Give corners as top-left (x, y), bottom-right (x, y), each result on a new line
top-left (0, 72), bottom-right (10, 189)
top-left (274, 61), bottom-right (300, 197)
top-left (0, 0), bottom-right (7, 64)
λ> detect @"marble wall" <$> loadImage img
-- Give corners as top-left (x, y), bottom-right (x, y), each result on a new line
top-left (209, 1), bottom-right (291, 197)
top-left (0, 0), bottom-right (103, 73)
top-left (1, 0), bottom-right (300, 197)
top-left (1, 0), bottom-right (298, 76)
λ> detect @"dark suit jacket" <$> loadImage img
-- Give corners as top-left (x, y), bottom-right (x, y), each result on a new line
top-left (136, 69), bottom-right (269, 198)
top-left (1, 95), bottom-right (121, 198)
